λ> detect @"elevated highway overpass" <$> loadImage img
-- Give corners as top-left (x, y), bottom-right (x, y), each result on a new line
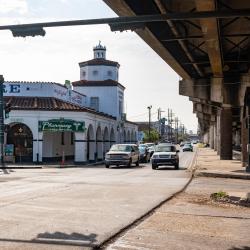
top-left (104, 0), bottom-right (250, 169)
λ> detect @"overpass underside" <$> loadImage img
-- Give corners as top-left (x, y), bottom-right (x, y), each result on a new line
top-left (104, 0), bottom-right (250, 167)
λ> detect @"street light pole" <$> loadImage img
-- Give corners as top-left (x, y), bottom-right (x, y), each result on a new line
top-left (147, 105), bottom-right (152, 141)
top-left (0, 75), bottom-right (4, 166)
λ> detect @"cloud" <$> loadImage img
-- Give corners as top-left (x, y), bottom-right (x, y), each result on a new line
top-left (0, 0), bottom-right (28, 14)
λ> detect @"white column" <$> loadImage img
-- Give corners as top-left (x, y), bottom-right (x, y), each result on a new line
top-left (74, 132), bottom-right (87, 164)
top-left (33, 132), bottom-right (43, 163)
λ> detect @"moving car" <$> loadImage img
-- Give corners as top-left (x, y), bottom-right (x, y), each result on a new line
top-left (105, 144), bottom-right (140, 168)
top-left (139, 145), bottom-right (150, 163)
top-left (151, 144), bottom-right (179, 170)
top-left (182, 143), bottom-right (193, 152)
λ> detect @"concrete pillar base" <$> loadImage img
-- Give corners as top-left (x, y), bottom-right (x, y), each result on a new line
top-left (220, 106), bottom-right (232, 160)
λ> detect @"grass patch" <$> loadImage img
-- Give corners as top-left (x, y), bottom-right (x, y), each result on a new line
top-left (210, 191), bottom-right (228, 200)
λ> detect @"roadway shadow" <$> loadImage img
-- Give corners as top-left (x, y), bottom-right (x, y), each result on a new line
top-left (228, 247), bottom-right (250, 250)
top-left (232, 170), bottom-right (248, 173)
top-left (34, 231), bottom-right (98, 247)
top-left (0, 231), bottom-right (98, 248)
top-left (155, 166), bottom-right (185, 170)
top-left (108, 164), bottom-right (146, 169)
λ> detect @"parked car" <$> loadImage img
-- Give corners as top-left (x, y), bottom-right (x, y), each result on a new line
top-left (105, 144), bottom-right (140, 168)
top-left (182, 143), bottom-right (193, 152)
top-left (139, 145), bottom-right (150, 163)
top-left (151, 144), bottom-right (179, 170)
top-left (144, 142), bottom-right (155, 148)
top-left (148, 145), bottom-right (156, 157)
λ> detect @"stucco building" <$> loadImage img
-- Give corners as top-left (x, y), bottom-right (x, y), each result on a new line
top-left (3, 43), bottom-right (138, 164)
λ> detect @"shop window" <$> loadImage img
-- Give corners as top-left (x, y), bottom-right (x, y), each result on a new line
top-left (61, 132), bottom-right (65, 145)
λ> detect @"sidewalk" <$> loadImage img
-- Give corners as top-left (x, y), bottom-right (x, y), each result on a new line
top-left (195, 147), bottom-right (250, 180)
top-left (106, 148), bottom-right (250, 250)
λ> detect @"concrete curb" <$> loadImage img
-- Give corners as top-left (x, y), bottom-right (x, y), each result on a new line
top-left (0, 161), bottom-right (104, 169)
top-left (196, 171), bottom-right (250, 180)
top-left (97, 150), bottom-right (199, 250)
top-left (0, 166), bottom-right (42, 169)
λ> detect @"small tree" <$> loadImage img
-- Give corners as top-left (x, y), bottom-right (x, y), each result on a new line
top-left (143, 129), bottom-right (160, 142)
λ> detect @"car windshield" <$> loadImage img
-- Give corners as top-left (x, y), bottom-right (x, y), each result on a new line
top-left (110, 145), bottom-right (132, 152)
top-left (139, 147), bottom-right (145, 153)
top-left (184, 144), bottom-right (191, 147)
top-left (155, 145), bottom-right (176, 152)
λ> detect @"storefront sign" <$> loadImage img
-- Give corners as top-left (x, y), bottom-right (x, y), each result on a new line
top-left (38, 119), bottom-right (85, 132)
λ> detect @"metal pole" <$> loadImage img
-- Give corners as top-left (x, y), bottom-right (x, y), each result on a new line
top-left (0, 75), bottom-right (4, 166)
top-left (147, 106), bottom-right (152, 141)
top-left (167, 109), bottom-right (170, 141)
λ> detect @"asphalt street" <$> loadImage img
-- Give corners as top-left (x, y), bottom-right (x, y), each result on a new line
top-left (0, 151), bottom-right (194, 249)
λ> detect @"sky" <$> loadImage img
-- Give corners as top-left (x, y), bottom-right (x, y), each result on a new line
top-left (0, 0), bottom-right (197, 132)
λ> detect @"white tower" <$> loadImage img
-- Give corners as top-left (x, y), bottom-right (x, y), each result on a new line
top-left (73, 43), bottom-right (124, 119)
top-left (79, 41), bottom-right (119, 82)
top-left (93, 41), bottom-right (106, 59)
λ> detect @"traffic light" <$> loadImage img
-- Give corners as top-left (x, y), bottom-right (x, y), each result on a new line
top-left (11, 27), bottom-right (46, 37)
top-left (4, 103), bottom-right (11, 118)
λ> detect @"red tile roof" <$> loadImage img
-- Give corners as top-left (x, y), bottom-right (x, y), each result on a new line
top-left (4, 96), bottom-right (116, 119)
top-left (79, 58), bottom-right (120, 68)
top-left (72, 79), bottom-right (125, 89)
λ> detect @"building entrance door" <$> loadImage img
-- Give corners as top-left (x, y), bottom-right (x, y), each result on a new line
top-left (7, 123), bottom-right (33, 163)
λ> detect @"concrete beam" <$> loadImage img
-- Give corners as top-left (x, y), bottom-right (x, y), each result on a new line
top-left (179, 78), bottom-right (210, 100)
top-left (195, 0), bottom-right (223, 77)
top-left (103, 0), bottom-right (191, 79)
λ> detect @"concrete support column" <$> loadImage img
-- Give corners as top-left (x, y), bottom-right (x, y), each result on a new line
top-left (209, 124), bottom-right (215, 149)
top-left (203, 131), bottom-right (209, 144)
top-left (214, 123), bottom-right (217, 151)
top-left (220, 106), bottom-right (232, 160)
top-left (74, 132), bottom-right (87, 164)
top-left (216, 113), bottom-right (221, 155)
top-left (235, 129), bottom-right (241, 146)
top-left (241, 116), bottom-right (248, 167)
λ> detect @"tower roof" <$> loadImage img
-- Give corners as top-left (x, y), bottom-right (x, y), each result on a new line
top-left (79, 58), bottom-right (120, 68)
top-left (93, 41), bottom-right (106, 51)
top-left (72, 79), bottom-right (125, 89)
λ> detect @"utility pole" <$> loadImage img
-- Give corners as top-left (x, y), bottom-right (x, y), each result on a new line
top-left (175, 117), bottom-right (179, 144)
top-left (167, 108), bottom-right (170, 141)
top-left (157, 108), bottom-right (161, 135)
top-left (0, 75), bottom-right (4, 166)
top-left (158, 108), bottom-right (165, 139)
top-left (169, 109), bottom-right (174, 142)
top-left (147, 105), bottom-right (152, 141)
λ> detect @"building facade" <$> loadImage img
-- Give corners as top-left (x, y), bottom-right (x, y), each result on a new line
top-left (3, 43), bottom-right (137, 164)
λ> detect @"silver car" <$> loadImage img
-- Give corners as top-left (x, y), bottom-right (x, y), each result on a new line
top-left (105, 144), bottom-right (140, 168)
